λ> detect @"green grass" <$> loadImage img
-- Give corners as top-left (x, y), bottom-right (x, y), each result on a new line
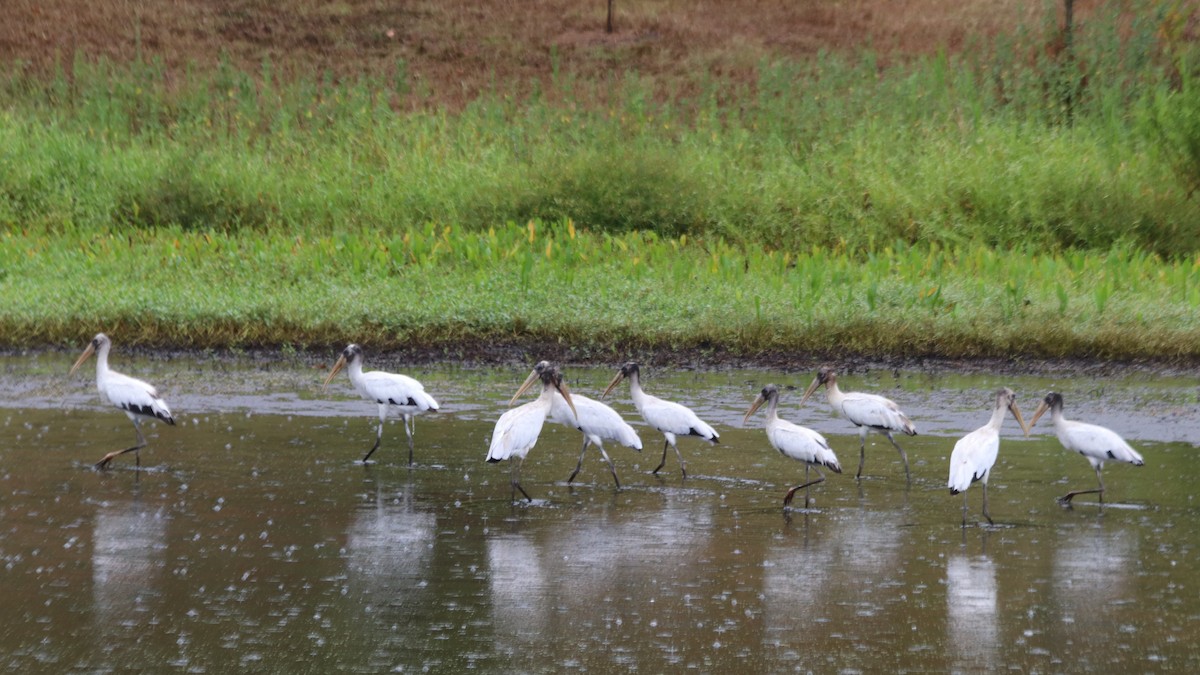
top-left (1, 2), bottom-right (1199, 360)
top-left (4, 223), bottom-right (1200, 361)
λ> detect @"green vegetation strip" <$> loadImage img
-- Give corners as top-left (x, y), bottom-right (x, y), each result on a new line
top-left (4, 223), bottom-right (1199, 360)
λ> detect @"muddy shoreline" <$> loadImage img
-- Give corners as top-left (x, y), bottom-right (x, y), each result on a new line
top-left (6, 338), bottom-right (1200, 378)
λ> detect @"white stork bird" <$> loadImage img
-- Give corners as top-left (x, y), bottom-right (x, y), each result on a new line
top-left (69, 333), bottom-right (175, 470)
top-left (522, 362), bottom-right (641, 488)
top-left (948, 387), bottom-right (1029, 526)
top-left (602, 362), bottom-right (719, 478)
top-left (323, 344), bottom-right (439, 465)
top-left (1029, 392), bottom-right (1145, 505)
top-left (800, 366), bottom-right (917, 483)
top-left (744, 384), bottom-right (842, 509)
top-left (487, 363), bottom-right (578, 502)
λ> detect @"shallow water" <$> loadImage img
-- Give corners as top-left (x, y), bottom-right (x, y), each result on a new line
top-left (1, 353), bottom-right (1197, 672)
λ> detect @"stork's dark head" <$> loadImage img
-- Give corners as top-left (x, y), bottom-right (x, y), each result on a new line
top-left (800, 366), bottom-right (836, 406)
top-left (1029, 391), bottom-right (1064, 429)
top-left (323, 343), bottom-right (363, 389)
top-left (510, 362), bottom-right (577, 419)
top-left (70, 333), bottom-right (111, 375)
top-left (510, 360), bottom-right (558, 405)
top-left (603, 361), bottom-right (642, 399)
top-left (743, 383), bottom-right (781, 425)
top-left (996, 387), bottom-right (1030, 436)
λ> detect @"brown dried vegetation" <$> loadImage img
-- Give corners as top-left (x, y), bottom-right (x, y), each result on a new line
top-left (0, 0), bottom-right (1104, 106)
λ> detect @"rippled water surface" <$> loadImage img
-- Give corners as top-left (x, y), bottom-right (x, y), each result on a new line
top-left (1, 353), bottom-right (1197, 671)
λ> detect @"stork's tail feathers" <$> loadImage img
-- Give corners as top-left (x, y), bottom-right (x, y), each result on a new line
top-left (949, 487), bottom-right (962, 496)
top-left (423, 393), bottom-right (440, 412)
top-left (123, 400), bottom-right (174, 425)
top-left (826, 459), bottom-right (843, 474)
top-left (1125, 447), bottom-right (1145, 466)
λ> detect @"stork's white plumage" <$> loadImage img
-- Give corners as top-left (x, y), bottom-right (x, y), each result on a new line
top-left (487, 364), bottom-right (577, 502)
top-left (69, 333), bottom-right (175, 470)
top-left (323, 343), bottom-right (439, 465)
top-left (602, 362), bottom-right (718, 478)
top-left (1029, 392), bottom-right (1145, 505)
top-left (800, 366), bottom-right (917, 483)
top-left (948, 387), bottom-right (1029, 526)
top-left (524, 362), bottom-right (641, 488)
top-left (744, 384), bottom-right (842, 509)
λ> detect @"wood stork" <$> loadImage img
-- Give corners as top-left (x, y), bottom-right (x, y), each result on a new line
top-left (744, 384), bottom-right (842, 509)
top-left (1029, 392), bottom-right (1145, 505)
top-left (947, 387), bottom-right (1029, 526)
top-left (527, 362), bottom-right (642, 489)
top-left (69, 333), bottom-right (175, 470)
top-left (800, 366), bottom-right (917, 483)
top-left (487, 363), bottom-right (578, 502)
top-left (323, 344), bottom-right (439, 465)
top-left (602, 362), bottom-right (719, 478)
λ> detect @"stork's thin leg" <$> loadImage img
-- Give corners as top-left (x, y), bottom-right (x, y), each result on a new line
top-left (652, 439), bottom-right (670, 475)
top-left (362, 406), bottom-right (388, 463)
top-left (96, 420), bottom-right (148, 470)
top-left (856, 427), bottom-right (868, 479)
top-left (672, 442), bottom-right (688, 479)
top-left (404, 414), bottom-right (415, 466)
top-left (982, 482), bottom-right (993, 525)
top-left (596, 444), bottom-right (620, 489)
top-left (511, 457), bottom-right (532, 503)
top-left (886, 432), bottom-right (912, 485)
top-left (783, 466), bottom-right (826, 509)
top-left (1059, 466), bottom-right (1106, 505)
top-left (568, 438), bottom-right (591, 484)
top-left (361, 428), bottom-right (383, 463)
top-left (961, 491), bottom-right (969, 527)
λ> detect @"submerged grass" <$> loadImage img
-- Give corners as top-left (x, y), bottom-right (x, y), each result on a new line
top-left (4, 222), bottom-right (1200, 361)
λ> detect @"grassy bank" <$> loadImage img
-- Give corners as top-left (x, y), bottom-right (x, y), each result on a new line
top-left (1, 3), bottom-right (1198, 361)
top-left (4, 224), bottom-right (1200, 362)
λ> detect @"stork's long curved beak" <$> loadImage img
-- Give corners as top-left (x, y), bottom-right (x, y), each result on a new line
top-left (798, 376), bottom-right (822, 406)
top-left (508, 368), bottom-right (541, 406)
top-left (742, 394), bottom-right (767, 426)
top-left (322, 355), bottom-right (347, 390)
top-left (69, 342), bottom-right (96, 376)
top-left (1029, 400), bottom-right (1051, 429)
top-left (1009, 401), bottom-right (1030, 437)
top-left (555, 379), bottom-right (579, 421)
top-left (601, 371), bottom-right (624, 399)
